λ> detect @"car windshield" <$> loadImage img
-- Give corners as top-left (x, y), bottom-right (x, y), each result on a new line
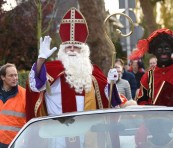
top-left (10, 110), bottom-right (173, 148)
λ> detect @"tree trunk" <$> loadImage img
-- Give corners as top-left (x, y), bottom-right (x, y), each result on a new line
top-left (139, 0), bottom-right (157, 34)
top-left (78, 0), bottom-right (113, 75)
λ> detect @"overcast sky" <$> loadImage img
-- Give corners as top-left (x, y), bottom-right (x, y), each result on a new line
top-left (104, 0), bottom-right (120, 14)
top-left (2, 0), bottom-right (17, 11)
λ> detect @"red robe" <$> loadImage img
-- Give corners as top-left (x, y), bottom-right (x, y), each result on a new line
top-left (26, 61), bottom-right (120, 121)
top-left (137, 64), bottom-right (173, 105)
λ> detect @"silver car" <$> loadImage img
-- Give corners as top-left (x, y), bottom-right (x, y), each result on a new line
top-left (8, 106), bottom-right (173, 148)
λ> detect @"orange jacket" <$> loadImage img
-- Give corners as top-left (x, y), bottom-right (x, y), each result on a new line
top-left (0, 85), bottom-right (26, 144)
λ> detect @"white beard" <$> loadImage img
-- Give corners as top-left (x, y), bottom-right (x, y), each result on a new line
top-left (58, 44), bottom-right (93, 94)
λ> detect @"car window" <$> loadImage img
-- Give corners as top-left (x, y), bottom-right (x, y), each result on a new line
top-left (10, 110), bottom-right (173, 148)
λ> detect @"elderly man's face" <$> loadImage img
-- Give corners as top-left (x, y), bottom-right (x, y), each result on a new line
top-left (154, 42), bottom-right (173, 65)
top-left (64, 45), bottom-right (81, 56)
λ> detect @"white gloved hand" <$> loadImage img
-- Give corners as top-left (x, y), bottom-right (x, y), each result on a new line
top-left (38, 36), bottom-right (57, 59)
top-left (107, 68), bottom-right (118, 84)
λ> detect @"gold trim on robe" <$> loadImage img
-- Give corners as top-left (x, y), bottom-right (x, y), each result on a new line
top-left (84, 84), bottom-right (96, 111)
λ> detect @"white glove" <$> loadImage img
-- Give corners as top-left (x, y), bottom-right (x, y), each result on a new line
top-left (38, 36), bottom-right (57, 59)
top-left (107, 68), bottom-right (118, 84)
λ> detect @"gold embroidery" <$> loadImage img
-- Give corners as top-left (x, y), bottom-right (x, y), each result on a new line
top-left (92, 76), bottom-right (103, 109)
top-left (34, 92), bottom-right (44, 117)
top-left (46, 73), bottom-right (54, 82)
top-left (148, 69), bottom-right (154, 102)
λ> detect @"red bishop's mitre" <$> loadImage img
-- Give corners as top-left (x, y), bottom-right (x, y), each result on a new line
top-left (59, 7), bottom-right (89, 45)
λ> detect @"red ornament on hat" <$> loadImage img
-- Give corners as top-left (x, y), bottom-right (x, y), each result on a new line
top-left (59, 7), bottom-right (89, 44)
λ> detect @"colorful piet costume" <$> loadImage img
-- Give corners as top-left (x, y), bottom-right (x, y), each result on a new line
top-left (26, 7), bottom-right (125, 121)
top-left (129, 28), bottom-right (173, 105)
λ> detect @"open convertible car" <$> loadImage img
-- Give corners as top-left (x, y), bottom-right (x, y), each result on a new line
top-left (8, 106), bottom-right (173, 148)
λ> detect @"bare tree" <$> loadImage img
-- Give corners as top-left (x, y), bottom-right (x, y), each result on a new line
top-left (139, 0), bottom-right (158, 34)
top-left (78, 0), bottom-right (113, 74)
top-left (158, 0), bottom-right (173, 30)
top-left (0, 0), bottom-right (58, 69)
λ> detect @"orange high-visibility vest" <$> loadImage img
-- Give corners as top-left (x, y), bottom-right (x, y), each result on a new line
top-left (0, 85), bottom-right (26, 145)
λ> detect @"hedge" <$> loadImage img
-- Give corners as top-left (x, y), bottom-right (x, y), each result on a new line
top-left (18, 71), bottom-right (30, 88)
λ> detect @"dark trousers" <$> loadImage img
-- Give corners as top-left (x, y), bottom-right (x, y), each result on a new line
top-left (0, 142), bottom-right (8, 148)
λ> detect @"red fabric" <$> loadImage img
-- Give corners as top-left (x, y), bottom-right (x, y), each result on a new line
top-left (61, 74), bottom-right (77, 113)
top-left (45, 60), bottom-right (64, 83)
top-left (129, 39), bottom-right (148, 60)
top-left (147, 28), bottom-right (173, 41)
top-left (138, 64), bottom-right (173, 105)
top-left (26, 61), bottom-right (109, 121)
top-left (119, 94), bottom-right (128, 105)
top-left (92, 64), bottom-right (109, 108)
top-left (26, 80), bottom-right (40, 121)
top-left (140, 72), bottom-right (149, 89)
top-left (26, 61), bottom-right (65, 121)
top-left (59, 7), bottom-right (88, 44)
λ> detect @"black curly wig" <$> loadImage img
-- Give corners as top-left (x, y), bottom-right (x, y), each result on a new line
top-left (149, 33), bottom-right (173, 54)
